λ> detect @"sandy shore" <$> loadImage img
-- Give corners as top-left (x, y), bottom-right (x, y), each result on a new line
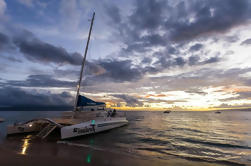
top-left (0, 141), bottom-right (224, 166)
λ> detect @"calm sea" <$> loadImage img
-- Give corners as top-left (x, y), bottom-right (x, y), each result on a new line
top-left (0, 110), bottom-right (251, 165)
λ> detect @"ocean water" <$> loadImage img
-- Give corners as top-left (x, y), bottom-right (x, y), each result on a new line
top-left (0, 110), bottom-right (251, 165)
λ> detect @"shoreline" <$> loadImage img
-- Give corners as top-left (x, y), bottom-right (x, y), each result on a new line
top-left (0, 140), bottom-right (227, 166)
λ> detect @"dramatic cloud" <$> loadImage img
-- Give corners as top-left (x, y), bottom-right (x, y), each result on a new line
top-left (105, 3), bottom-right (121, 24)
top-left (14, 34), bottom-right (83, 65)
top-left (7, 74), bottom-right (75, 88)
top-left (0, 32), bottom-right (9, 50)
top-left (112, 94), bottom-right (143, 107)
top-left (97, 59), bottom-right (143, 82)
top-left (241, 38), bottom-right (251, 45)
top-left (189, 44), bottom-right (203, 52)
top-left (168, 0), bottom-right (251, 41)
top-left (0, 86), bottom-right (73, 106)
top-left (108, 0), bottom-right (251, 55)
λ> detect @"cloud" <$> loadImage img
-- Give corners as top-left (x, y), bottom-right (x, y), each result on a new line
top-left (0, 29), bottom-right (144, 83)
top-left (7, 74), bottom-right (75, 88)
top-left (129, 0), bottom-right (166, 31)
top-left (0, 29), bottom-right (84, 66)
top-left (241, 38), bottom-right (251, 45)
top-left (105, 3), bottom-right (121, 24)
top-left (189, 43), bottom-right (203, 52)
top-left (112, 94), bottom-right (143, 107)
top-left (0, 86), bottom-right (73, 106)
top-left (0, 32), bottom-right (10, 50)
top-left (202, 56), bottom-right (220, 64)
top-left (59, 0), bottom-right (81, 31)
top-left (13, 31), bottom-right (83, 65)
top-left (168, 0), bottom-right (251, 41)
top-left (17, 0), bottom-right (34, 7)
top-left (106, 0), bottom-right (251, 56)
top-left (188, 56), bottom-right (200, 66)
top-left (98, 59), bottom-right (142, 82)
top-left (150, 67), bottom-right (251, 93)
top-left (237, 91), bottom-right (251, 99)
top-left (53, 59), bottom-right (144, 83)
top-left (0, 0), bottom-right (6, 18)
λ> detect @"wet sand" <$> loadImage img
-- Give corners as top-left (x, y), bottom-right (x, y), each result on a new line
top-left (0, 139), bottom-right (225, 166)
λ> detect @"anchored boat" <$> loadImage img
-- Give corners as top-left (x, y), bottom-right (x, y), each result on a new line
top-left (7, 12), bottom-right (128, 139)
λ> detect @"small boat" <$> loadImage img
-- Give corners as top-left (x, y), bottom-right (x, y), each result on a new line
top-left (163, 110), bottom-right (171, 113)
top-left (215, 111), bottom-right (221, 114)
top-left (7, 12), bottom-right (128, 139)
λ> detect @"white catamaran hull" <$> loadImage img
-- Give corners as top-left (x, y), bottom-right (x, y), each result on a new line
top-left (61, 117), bottom-right (128, 139)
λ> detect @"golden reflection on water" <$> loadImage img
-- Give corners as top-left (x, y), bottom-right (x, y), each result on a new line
top-left (20, 135), bottom-right (32, 155)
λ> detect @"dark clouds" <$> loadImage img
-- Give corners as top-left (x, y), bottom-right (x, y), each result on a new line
top-left (0, 32), bottom-right (13, 50)
top-left (7, 74), bottom-right (75, 87)
top-left (97, 59), bottom-right (142, 82)
top-left (189, 44), bottom-right (203, 52)
top-left (202, 56), bottom-right (220, 64)
top-left (0, 32), bottom-right (9, 49)
top-left (241, 38), bottom-right (251, 45)
top-left (168, 0), bottom-right (251, 41)
top-left (0, 30), bottom-right (83, 65)
top-left (129, 0), bottom-right (166, 31)
top-left (0, 30), bottom-right (144, 83)
top-left (103, 0), bottom-right (234, 76)
top-left (109, 0), bottom-right (251, 49)
top-left (14, 35), bottom-right (83, 66)
top-left (105, 4), bottom-right (121, 24)
top-left (112, 94), bottom-right (143, 107)
top-left (0, 87), bottom-right (72, 106)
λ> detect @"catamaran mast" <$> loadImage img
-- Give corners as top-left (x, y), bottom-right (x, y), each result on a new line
top-left (74, 12), bottom-right (95, 112)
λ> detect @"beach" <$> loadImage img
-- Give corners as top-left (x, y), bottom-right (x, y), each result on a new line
top-left (0, 140), bottom-right (222, 166)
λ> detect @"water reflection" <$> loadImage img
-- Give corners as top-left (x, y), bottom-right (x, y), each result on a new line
top-left (85, 138), bottom-right (95, 164)
top-left (20, 135), bottom-right (31, 155)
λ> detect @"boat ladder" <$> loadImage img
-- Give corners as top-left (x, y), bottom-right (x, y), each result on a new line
top-left (36, 123), bottom-right (57, 139)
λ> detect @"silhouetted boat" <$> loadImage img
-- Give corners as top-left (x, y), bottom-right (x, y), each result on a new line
top-left (215, 111), bottom-right (221, 114)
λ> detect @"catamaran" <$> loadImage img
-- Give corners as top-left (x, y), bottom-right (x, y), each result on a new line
top-left (7, 12), bottom-right (128, 139)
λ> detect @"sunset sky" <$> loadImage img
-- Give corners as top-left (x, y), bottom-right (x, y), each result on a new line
top-left (1, 0), bottom-right (251, 110)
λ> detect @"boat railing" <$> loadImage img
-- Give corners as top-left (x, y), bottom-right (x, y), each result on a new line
top-left (14, 118), bottom-right (62, 127)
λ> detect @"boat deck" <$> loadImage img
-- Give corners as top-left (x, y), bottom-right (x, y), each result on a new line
top-left (51, 111), bottom-right (108, 125)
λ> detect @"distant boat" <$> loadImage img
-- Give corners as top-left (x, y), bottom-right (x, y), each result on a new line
top-left (6, 12), bottom-right (128, 140)
top-left (163, 110), bottom-right (171, 113)
top-left (215, 111), bottom-right (221, 114)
